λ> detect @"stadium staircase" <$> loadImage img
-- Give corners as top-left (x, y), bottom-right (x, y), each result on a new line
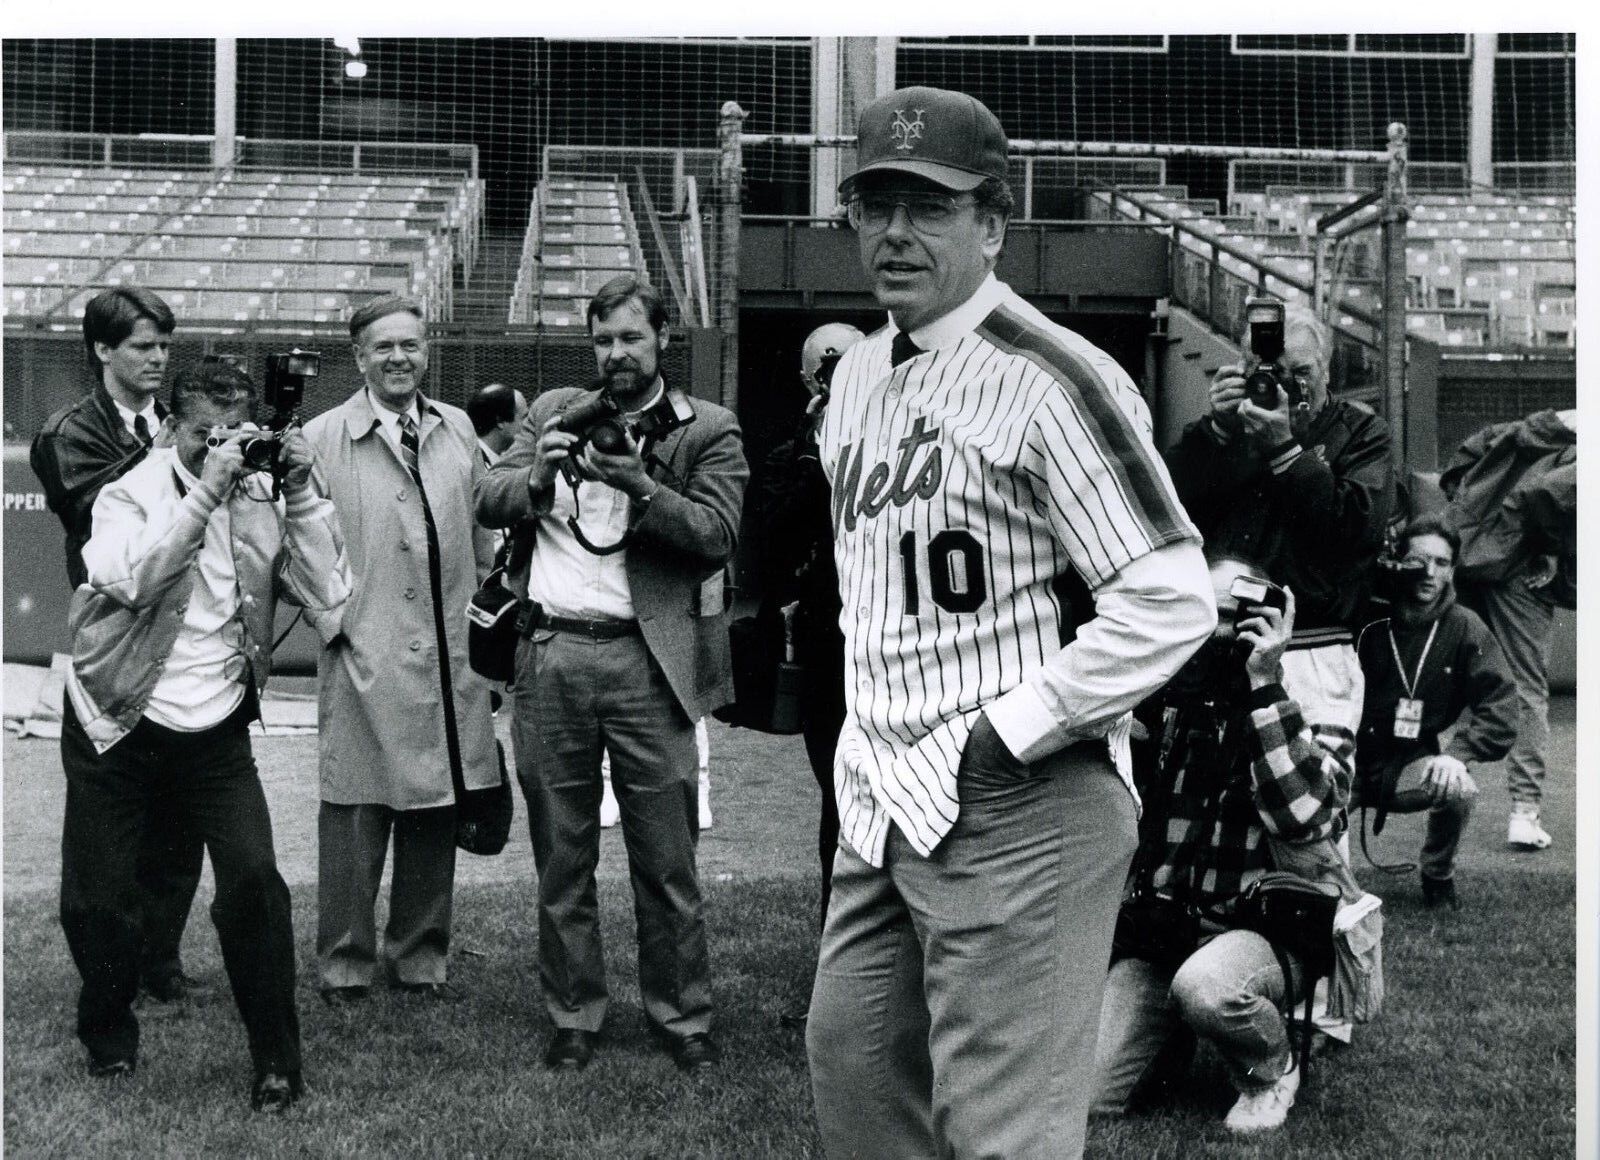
top-left (3, 165), bottom-right (484, 330)
top-left (1091, 184), bottom-right (1576, 354)
top-left (509, 177), bottom-right (646, 328)
top-left (454, 228), bottom-right (526, 326)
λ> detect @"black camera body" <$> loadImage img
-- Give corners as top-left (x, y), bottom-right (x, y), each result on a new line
top-left (557, 382), bottom-right (695, 487)
top-left (1373, 552), bottom-right (1429, 604)
top-left (205, 349), bottom-right (318, 496)
top-left (1114, 887), bottom-right (1202, 970)
top-left (1243, 296), bottom-right (1302, 411)
top-left (1229, 574), bottom-right (1288, 632)
top-left (814, 352), bottom-right (844, 397)
top-left (263, 349), bottom-right (318, 424)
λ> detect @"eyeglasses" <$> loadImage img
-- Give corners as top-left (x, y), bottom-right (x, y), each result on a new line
top-left (845, 192), bottom-right (975, 234)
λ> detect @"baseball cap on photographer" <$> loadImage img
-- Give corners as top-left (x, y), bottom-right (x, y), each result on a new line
top-left (840, 86), bottom-right (1009, 195)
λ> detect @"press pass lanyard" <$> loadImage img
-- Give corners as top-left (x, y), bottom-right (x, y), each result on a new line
top-left (1386, 620), bottom-right (1438, 739)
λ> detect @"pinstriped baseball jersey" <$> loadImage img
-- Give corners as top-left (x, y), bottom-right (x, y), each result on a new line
top-left (818, 275), bottom-right (1202, 866)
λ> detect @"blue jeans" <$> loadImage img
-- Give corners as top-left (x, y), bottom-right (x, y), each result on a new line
top-left (807, 740), bottom-right (1136, 1160)
top-left (1091, 929), bottom-right (1300, 1115)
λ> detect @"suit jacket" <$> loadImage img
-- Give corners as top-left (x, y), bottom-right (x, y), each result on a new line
top-left (304, 390), bottom-right (499, 809)
top-left (31, 380), bottom-right (165, 589)
top-left (475, 384), bottom-right (749, 721)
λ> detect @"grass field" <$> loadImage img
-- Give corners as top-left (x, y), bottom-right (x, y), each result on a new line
top-left (2, 701), bottom-right (1578, 1158)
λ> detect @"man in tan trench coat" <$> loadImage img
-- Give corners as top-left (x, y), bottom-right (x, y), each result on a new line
top-left (303, 295), bottom-right (498, 1003)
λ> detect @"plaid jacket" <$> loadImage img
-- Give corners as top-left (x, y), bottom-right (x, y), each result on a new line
top-left (1135, 680), bottom-right (1354, 905)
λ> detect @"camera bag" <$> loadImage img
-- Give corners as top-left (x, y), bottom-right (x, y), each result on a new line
top-left (466, 564), bottom-right (521, 684)
top-left (453, 739), bottom-right (514, 857)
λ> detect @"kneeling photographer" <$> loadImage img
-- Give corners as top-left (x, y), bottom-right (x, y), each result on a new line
top-left (1354, 514), bottom-right (1517, 910)
top-left (1090, 554), bottom-right (1355, 1136)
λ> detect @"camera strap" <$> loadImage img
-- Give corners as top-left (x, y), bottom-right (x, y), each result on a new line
top-left (564, 434), bottom-right (667, 556)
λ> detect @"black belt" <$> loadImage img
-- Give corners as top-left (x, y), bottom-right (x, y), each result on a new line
top-left (539, 613), bottom-right (641, 641)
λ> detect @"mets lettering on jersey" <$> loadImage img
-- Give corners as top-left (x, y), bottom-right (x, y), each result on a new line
top-left (819, 274), bottom-right (1203, 865)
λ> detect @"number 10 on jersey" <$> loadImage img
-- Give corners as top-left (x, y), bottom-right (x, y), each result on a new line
top-left (899, 530), bottom-right (987, 615)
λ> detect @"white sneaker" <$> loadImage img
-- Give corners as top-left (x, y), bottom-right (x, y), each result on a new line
top-left (1507, 803), bottom-right (1552, 850)
top-left (1224, 1063), bottom-right (1300, 1134)
top-left (600, 784), bottom-right (620, 829)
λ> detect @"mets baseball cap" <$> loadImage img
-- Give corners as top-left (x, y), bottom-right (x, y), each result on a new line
top-left (840, 86), bottom-right (1009, 195)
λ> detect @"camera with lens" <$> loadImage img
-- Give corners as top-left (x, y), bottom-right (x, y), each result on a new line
top-left (1372, 551), bottom-right (1429, 604)
top-left (204, 348), bottom-right (318, 497)
top-left (814, 352), bottom-right (844, 394)
top-left (556, 380), bottom-right (695, 487)
top-left (1242, 296), bottom-right (1302, 411)
top-left (1229, 574), bottom-right (1288, 633)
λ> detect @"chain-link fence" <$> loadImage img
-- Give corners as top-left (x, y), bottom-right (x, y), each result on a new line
top-left (1, 328), bottom-right (704, 445)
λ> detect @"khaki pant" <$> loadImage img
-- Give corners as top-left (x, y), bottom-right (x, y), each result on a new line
top-left (513, 628), bottom-right (710, 1038)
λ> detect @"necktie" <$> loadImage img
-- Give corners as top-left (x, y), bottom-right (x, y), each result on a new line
top-left (133, 413), bottom-right (152, 445)
top-left (398, 413), bottom-right (421, 480)
top-left (891, 331), bottom-right (923, 369)
top-left (396, 412), bottom-right (465, 787)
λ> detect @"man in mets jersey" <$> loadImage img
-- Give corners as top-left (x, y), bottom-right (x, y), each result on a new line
top-left (806, 86), bottom-right (1217, 1160)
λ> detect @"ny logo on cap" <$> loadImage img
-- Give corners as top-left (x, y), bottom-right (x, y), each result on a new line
top-left (891, 108), bottom-right (925, 152)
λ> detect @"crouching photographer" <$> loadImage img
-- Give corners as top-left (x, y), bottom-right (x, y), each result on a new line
top-left (1089, 554), bottom-right (1355, 1136)
top-left (1354, 514), bottom-right (1517, 909)
top-left (59, 360), bottom-right (352, 1111)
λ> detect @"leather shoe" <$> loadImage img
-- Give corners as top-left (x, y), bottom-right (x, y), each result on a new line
top-left (140, 970), bottom-right (213, 1005)
top-left (319, 985), bottom-right (370, 1007)
top-left (87, 1056), bottom-right (136, 1079)
top-left (396, 981), bottom-right (465, 1003)
top-left (1421, 873), bottom-right (1462, 911)
top-left (544, 1029), bottom-right (597, 1071)
top-left (667, 1032), bottom-right (720, 1072)
top-left (251, 1071), bottom-right (302, 1113)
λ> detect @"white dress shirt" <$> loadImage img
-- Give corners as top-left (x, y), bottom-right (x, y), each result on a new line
top-left (526, 381), bottom-right (665, 621)
top-left (113, 397), bottom-right (160, 441)
top-left (365, 389), bottom-right (421, 456)
top-left (143, 455), bottom-right (248, 730)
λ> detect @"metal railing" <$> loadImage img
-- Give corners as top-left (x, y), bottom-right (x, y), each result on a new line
top-left (4, 131), bottom-right (478, 179)
top-left (721, 106), bottom-right (1410, 454)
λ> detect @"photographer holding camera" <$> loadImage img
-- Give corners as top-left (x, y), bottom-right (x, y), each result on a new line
top-left (756, 322), bottom-right (862, 934)
top-left (1165, 303), bottom-right (1393, 734)
top-left (31, 287), bottom-right (209, 1008)
top-left (476, 274), bottom-right (747, 1073)
top-left (1089, 554), bottom-right (1355, 1135)
top-left (1354, 514), bottom-right (1517, 909)
top-left (58, 360), bottom-right (351, 1111)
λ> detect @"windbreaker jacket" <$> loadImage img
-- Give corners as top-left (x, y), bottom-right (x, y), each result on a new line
top-left (1440, 409), bottom-right (1576, 606)
top-left (1355, 594), bottom-right (1518, 784)
top-left (30, 380), bottom-right (164, 589)
top-left (303, 391), bottom-right (500, 809)
top-left (475, 384), bottom-right (748, 722)
top-left (1164, 398), bottom-right (1395, 635)
top-left (65, 447), bottom-right (353, 753)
